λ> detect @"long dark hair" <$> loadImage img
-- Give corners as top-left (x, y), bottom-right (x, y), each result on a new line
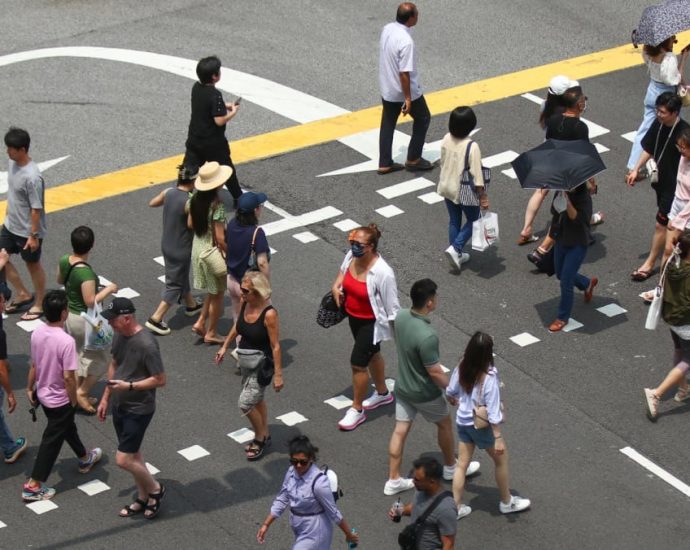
top-left (539, 92), bottom-right (565, 128)
top-left (644, 37), bottom-right (675, 57)
top-left (189, 189), bottom-right (219, 237)
top-left (459, 331), bottom-right (494, 394)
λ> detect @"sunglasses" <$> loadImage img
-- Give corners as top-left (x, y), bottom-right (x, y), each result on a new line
top-left (349, 240), bottom-right (370, 247)
top-left (289, 458), bottom-right (310, 466)
top-left (240, 287), bottom-right (251, 295)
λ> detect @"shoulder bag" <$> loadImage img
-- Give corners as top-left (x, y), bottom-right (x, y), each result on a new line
top-left (646, 118), bottom-right (679, 184)
top-left (458, 141), bottom-right (491, 205)
top-left (472, 375), bottom-right (490, 430)
top-left (646, 257), bottom-right (672, 330)
top-left (398, 491), bottom-right (453, 550)
top-left (247, 227), bottom-right (271, 272)
top-left (199, 208), bottom-right (227, 278)
top-left (316, 291), bottom-right (346, 328)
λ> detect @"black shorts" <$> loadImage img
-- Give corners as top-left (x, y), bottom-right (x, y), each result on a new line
top-left (654, 186), bottom-right (674, 226)
top-left (348, 315), bottom-right (380, 367)
top-left (0, 225), bottom-right (42, 262)
top-left (112, 407), bottom-right (153, 454)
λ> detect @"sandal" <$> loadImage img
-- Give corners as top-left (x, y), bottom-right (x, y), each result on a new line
top-left (631, 269), bottom-right (653, 282)
top-left (119, 498), bottom-right (146, 518)
top-left (20, 309), bottom-right (43, 321)
top-left (244, 436), bottom-right (271, 453)
top-left (548, 319), bottom-right (567, 333)
top-left (4, 295), bottom-right (34, 314)
top-left (516, 234), bottom-right (539, 246)
top-left (246, 437), bottom-right (268, 461)
top-left (144, 484), bottom-right (166, 520)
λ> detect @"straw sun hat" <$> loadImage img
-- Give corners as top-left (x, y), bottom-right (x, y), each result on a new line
top-left (194, 161), bottom-right (233, 191)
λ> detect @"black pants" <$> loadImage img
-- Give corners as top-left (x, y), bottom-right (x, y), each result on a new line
top-left (184, 137), bottom-right (242, 199)
top-left (378, 95), bottom-right (431, 168)
top-left (31, 403), bottom-right (86, 482)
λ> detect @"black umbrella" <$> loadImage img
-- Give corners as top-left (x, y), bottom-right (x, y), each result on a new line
top-left (510, 139), bottom-right (606, 191)
top-left (632, 0), bottom-right (690, 47)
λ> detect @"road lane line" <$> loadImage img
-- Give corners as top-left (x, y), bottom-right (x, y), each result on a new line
top-left (377, 177), bottom-right (435, 199)
top-left (620, 446), bottom-right (690, 497)
top-left (261, 206), bottom-right (342, 236)
top-left (3, 31), bottom-right (688, 219)
top-left (483, 150), bottom-right (519, 168)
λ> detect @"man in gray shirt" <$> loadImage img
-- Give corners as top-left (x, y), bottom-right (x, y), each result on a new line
top-left (97, 297), bottom-right (167, 519)
top-left (1, 127), bottom-right (47, 321)
top-left (390, 456), bottom-right (457, 549)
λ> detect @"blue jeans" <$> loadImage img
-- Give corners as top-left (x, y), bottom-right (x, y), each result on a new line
top-left (626, 79), bottom-right (675, 170)
top-left (445, 200), bottom-right (480, 253)
top-left (0, 387), bottom-right (17, 456)
top-left (554, 242), bottom-right (590, 321)
top-left (378, 95), bottom-right (431, 167)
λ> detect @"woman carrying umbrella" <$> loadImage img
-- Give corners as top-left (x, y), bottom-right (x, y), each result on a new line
top-left (626, 35), bottom-right (688, 181)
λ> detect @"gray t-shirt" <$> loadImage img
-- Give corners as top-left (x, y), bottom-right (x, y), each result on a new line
top-left (111, 329), bottom-right (164, 415)
top-left (161, 187), bottom-right (193, 261)
top-left (5, 160), bottom-right (46, 238)
top-left (410, 490), bottom-right (457, 550)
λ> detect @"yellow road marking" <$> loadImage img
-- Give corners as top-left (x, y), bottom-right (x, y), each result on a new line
top-left (3, 31), bottom-right (688, 219)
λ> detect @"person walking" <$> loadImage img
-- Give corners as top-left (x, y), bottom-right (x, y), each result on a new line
top-left (183, 55), bottom-right (243, 203)
top-left (216, 272), bottom-right (283, 461)
top-left (257, 435), bottom-right (359, 549)
top-left (1, 127), bottom-right (47, 321)
top-left (436, 106), bottom-right (489, 271)
top-left (331, 224), bottom-right (400, 431)
top-left (626, 38), bottom-right (689, 180)
top-left (377, 2), bottom-right (433, 174)
top-left (189, 162), bottom-right (229, 345)
top-left (662, 128), bottom-right (690, 260)
top-left (58, 226), bottom-right (119, 413)
top-left (225, 191), bottom-right (271, 356)
top-left (22, 290), bottom-right (102, 501)
top-left (384, 278), bottom-right (479, 497)
top-left (145, 165), bottom-right (203, 336)
top-left (644, 232), bottom-right (690, 421)
top-left (628, 92), bottom-right (689, 283)
top-left (446, 332), bottom-right (531, 519)
top-left (388, 456), bottom-right (457, 550)
top-left (97, 297), bottom-right (167, 519)
top-left (0, 254), bottom-right (27, 466)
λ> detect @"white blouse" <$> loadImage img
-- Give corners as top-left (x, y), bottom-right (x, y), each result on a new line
top-left (644, 51), bottom-right (681, 85)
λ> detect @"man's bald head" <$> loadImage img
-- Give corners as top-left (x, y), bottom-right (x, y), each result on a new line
top-left (396, 2), bottom-right (418, 25)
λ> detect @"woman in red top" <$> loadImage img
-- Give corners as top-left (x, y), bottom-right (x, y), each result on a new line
top-left (331, 224), bottom-right (400, 431)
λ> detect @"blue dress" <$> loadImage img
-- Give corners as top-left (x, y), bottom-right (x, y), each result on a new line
top-left (270, 464), bottom-right (344, 549)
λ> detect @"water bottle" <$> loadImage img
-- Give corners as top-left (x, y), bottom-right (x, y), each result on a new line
top-left (347, 528), bottom-right (358, 549)
top-left (392, 497), bottom-right (403, 523)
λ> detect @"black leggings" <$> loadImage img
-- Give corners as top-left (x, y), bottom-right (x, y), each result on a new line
top-left (348, 316), bottom-right (380, 367)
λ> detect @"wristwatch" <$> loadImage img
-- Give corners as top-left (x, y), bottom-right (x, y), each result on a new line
top-left (30, 232), bottom-right (39, 238)
top-left (129, 381), bottom-right (134, 391)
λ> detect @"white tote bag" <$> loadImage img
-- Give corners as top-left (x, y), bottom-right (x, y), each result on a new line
top-left (645, 259), bottom-right (670, 331)
top-left (471, 211), bottom-right (499, 251)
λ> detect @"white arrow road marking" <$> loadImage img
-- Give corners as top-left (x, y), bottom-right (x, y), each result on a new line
top-left (0, 155), bottom-right (69, 194)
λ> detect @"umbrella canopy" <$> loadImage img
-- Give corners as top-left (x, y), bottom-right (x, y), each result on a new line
top-left (511, 139), bottom-right (606, 191)
top-left (632, 0), bottom-right (690, 47)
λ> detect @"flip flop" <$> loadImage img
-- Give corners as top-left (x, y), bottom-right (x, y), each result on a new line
top-left (631, 269), bottom-right (653, 282)
top-left (20, 310), bottom-right (43, 321)
top-left (516, 234), bottom-right (539, 245)
top-left (5, 295), bottom-right (34, 314)
top-left (204, 336), bottom-right (225, 345)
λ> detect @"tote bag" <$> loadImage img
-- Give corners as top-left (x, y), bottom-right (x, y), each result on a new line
top-left (471, 211), bottom-right (499, 251)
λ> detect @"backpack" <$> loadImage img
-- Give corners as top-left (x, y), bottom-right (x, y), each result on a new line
top-left (312, 466), bottom-right (343, 502)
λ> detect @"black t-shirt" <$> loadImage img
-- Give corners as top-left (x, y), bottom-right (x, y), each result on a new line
top-left (187, 82), bottom-right (227, 142)
top-left (642, 118), bottom-right (689, 194)
top-left (545, 114), bottom-right (589, 141)
top-left (551, 184), bottom-right (592, 247)
top-left (0, 317), bottom-right (6, 361)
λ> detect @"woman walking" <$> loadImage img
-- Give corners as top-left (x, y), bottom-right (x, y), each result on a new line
top-left (189, 162), bottom-right (229, 345)
top-left (331, 224), bottom-right (399, 431)
top-left (257, 435), bottom-right (358, 549)
top-left (436, 106), bottom-right (489, 271)
top-left (626, 37), bottom-right (688, 180)
top-left (446, 331), bottom-right (530, 519)
top-left (644, 232), bottom-right (690, 421)
top-left (216, 272), bottom-right (282, 460)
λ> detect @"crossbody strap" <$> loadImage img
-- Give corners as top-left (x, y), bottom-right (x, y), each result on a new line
top-left (250, 226), bottom-right (260, 251)
top-left (63, 260), bottom-right (91, 286)
top-left (415, 491), bottom-right (453, 526)
top-left (654, 119), bottom-right (679, 163)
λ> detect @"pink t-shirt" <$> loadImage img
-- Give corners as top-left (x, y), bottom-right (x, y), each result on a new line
top-left (31, 324), bottom-right (78, 408)
top-left (676, 157), bottom-right (690, 201)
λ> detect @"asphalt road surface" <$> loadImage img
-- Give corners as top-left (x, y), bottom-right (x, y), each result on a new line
top-left (1, 2), bottom-right (688, 549)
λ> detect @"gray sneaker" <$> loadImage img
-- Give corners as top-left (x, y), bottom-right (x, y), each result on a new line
top-left (4, 437), bottom-right (27, 464)
top-left (78, 448), bottom-right (103, 474)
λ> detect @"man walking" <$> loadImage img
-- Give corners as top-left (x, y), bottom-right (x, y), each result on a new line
top-left (1, 127), bottom-right (47, 321)
top-left (378, 2), bottom-right (433, 174)
top-left (183, 56), bottom-right (243, 204)
top-left (97, 297), bottom-right (167, 519)
top-left (388, 457), bottom-right (457, 550)
top-left (23, 290), bottom-right (102, 501)
top-left (627, 92), bottom-right (688, 282)
top-left (384, 279), bottom-right (479, 496)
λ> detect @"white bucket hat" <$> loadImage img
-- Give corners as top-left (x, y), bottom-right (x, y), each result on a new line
top-left (548, 75), bottom-right (579, 96)
top-left (194, 161), bottom-right (233, 191)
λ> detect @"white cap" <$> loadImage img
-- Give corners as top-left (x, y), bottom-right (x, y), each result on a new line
top-left (548, 75), bottom-right (579, 96)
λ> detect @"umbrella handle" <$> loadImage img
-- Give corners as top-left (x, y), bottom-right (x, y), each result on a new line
top-left (631, 29), bottom-right (639, 48)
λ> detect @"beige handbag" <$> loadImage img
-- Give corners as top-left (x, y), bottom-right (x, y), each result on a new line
top-left (199, 211), bottom-right (227, 278)
top-left (472, 375), bottom-right (490, 430)
top-left (679, 85), bottom-right (690, 108)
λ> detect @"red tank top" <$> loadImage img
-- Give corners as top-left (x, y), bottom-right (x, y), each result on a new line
top-left (343, 270), bottom-right (375, 319)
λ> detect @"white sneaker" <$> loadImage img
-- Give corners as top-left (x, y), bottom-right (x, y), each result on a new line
top-left (499, 495), bottom-right (531, 514)
top-left (466, 460), bottom-right (480, 477)
top-left (383, 477), bottom-right (415, 496)
top-left (443, 463), bottom-right (456, 480)
top-left (445, 245), bottom-right (462, 269)
top-left (443, 460), bottom-right (479, 480)
top-left (362, 391), bottom-right (394, 410)
top-left (338, 407), bottom-right (366, 431)
top-left (644, 388), bottom-right (659, 421)
top-left (457, 504), bottom-right (472, 520)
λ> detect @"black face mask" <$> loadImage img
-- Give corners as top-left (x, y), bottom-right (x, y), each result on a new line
top-left (351, 243), bottom-right (366, 257)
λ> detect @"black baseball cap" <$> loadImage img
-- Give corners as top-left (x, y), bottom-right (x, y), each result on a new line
top-left (102, 297), bottom-right (136, 320)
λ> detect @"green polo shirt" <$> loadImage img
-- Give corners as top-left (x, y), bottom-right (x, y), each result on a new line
top-left (394, 308), bottom-right (441, 403)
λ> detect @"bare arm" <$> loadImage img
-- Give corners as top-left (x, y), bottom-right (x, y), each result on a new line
top-left (97, 359), bottom-right (117, 421)
top-left (64, 370), bottom-right (78, 407)
top-left (627, 151), bottom-right (653, 187)
top-left (0, 359), bottom-right (15, 413)
top-left (81, 279), bottom-right (118, 308)
top-left (256, 252), bottom-right (270, 279)
top-left (214, 103), bottom-right (239, 126)
top-left (149, 188), bottom-right (169, 208)
top-left (214, 221), bottom-right (227, 254)
top-left (26, 363), bottom-right (37, 406)
top-left (441, 534), bottom-right (456, 550)
top-left (399, 72), bottom-right (411, 114)
top-left (426, 363), bottom-right (450, 389)
top-left (331, 269), bottom-right (346, 308)
top-left (216, 322), bottom-right (239, 363)
top-left (264, 309), bottom-right (283, 391)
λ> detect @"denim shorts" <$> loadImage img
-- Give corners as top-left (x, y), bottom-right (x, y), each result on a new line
top-left (457, 424), bottom-right (495, 449)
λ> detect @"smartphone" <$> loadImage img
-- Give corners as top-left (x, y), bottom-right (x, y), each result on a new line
top-left (106, 380), bottom-right (117, 386)
top-left (234, 97), bottom-right (242, 106)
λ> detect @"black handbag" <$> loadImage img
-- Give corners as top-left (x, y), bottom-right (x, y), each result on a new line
top-left (257, 356), bottom-right (275, 387)
top-left (398, 491), bottom-right (452, 550)
top-left (316, 291), bottom-right (346, 328)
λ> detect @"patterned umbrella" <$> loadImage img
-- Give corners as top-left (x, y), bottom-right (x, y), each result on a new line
top-left (632, 0), bottom-right (690, 47)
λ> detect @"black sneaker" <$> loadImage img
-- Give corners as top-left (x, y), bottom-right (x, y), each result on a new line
top-left (184, 302), bottom-right (203, 317)
top-left (145, 318), bottom-right (171, 336)
top-left (527, 249), bottom-right (543, 265)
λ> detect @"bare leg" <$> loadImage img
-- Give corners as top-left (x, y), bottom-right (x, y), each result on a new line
top-left (368, 352), bottom-right (387, 395)
top-left (245, 400), bottom-right (268, 441)
top-left (204, 292), bottom-right (224, 340)
top-left (636, 222), bottom-right (666, 274)
top-left (453, 441), bottom-right (475, 506)
top-left (351, 366), bottom-right (370, 411)
top-left (485, 446), bottom-right (511, 504)
top-left (436, 415), bottom-right (456, 467)
top-left (192, 294), bottom-right (210, 335)
top-left (149, 301), bottom-right (171, 323)
top-left (183, 292), bottom-right (198, 308)
top-left (4, 261), bottom-right (32, 301)
top-left (520, 189), bottom-right (549, 237)
top-left (115, 450), bottom-right (159, 506)
top-left (652, 366), bottom-right (687, 398)
top-left (24, 260), bottom-right (46, 308)
top-left (77, 375), bottom-right (100, 412)
top-left (388, 420), bottom-right (412, 480)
